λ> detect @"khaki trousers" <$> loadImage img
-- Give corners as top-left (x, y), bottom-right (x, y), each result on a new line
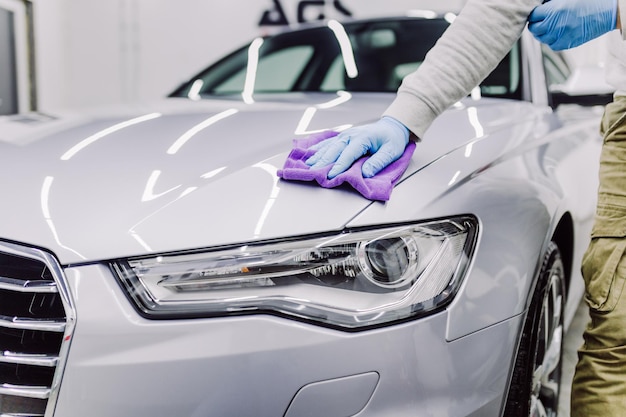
top-left (572, 97), bottom-right (626, 415)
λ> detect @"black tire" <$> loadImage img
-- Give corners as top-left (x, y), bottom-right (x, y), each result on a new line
top-left (503, 242), bottom-right (566, 417)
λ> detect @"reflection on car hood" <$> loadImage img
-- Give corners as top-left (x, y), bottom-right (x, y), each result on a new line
top-left (0, 94), bottom-right (528, 264)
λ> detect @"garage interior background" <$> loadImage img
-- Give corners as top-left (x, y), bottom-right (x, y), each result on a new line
top-left (0, 0), bottom-right (612, 116)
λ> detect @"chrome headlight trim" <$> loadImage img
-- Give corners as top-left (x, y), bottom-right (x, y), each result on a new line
top-left (111, 216), bottom-right (478, 330)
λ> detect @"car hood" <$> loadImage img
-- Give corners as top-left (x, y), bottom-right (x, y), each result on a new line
top-left (0, 94), bottom-right (529, 264)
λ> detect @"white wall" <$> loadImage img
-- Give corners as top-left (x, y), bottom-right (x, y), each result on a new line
top-left (30, 0), bottom-right (609, 114)
top-left (33, 0), bottom-right (262, 112)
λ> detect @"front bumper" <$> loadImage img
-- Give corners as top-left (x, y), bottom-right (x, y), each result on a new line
top-left (50, 264), bottom-right (522, 417)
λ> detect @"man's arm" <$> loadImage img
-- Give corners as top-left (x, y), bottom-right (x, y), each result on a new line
top-left (385, 0), bottom-right (542, 138)
top-left (307, 0), bottom-right (542, 178)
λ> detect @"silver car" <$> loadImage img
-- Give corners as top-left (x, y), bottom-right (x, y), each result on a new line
top-left (0, 14), bottom-right (608, 417)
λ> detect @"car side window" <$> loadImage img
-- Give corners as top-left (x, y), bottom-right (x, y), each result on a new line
top-left (320, 56), bottom-right (346, 91)
top-left (214, 46), bottom-right (314, 94)
top-left (479, 41), bottom-right (523, 100)
top-left (171, 18), bottom-right (522, 99)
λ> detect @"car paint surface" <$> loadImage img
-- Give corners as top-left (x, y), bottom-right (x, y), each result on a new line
top-left (0, 94), bottom-right (562, 266)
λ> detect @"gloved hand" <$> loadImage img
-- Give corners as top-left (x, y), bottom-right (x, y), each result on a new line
top-left (306, 116), bottom-right (410, 179)
top-left (528, 0), bottom-right (618, 51)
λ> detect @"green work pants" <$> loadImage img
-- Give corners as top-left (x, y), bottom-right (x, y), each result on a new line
top-left (572, 96), bottom-right (626, 415)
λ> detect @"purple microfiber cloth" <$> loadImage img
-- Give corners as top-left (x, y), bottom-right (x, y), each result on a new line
top-left (277, 130), bottom-right (416, 201)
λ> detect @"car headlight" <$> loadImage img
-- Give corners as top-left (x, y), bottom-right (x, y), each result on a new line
top-left (111, 216), bottom-right (477, 330)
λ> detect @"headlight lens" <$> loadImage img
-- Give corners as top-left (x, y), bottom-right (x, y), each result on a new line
top-left (111, 216), bottom-right (477, 330)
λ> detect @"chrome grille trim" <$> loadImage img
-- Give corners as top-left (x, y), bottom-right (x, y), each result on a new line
top-left (0, 413), bottom-right (44, 417)
top-left (0, 277), bottom-right (57, 294)
top-left (0, 384), bottom-right (50, 400)
top-left (0, 352), bottom-right (58, 367)
top-left (0, 316), bottom-right (65, 333)
top-left (0, 242), bottom-right (76, 417)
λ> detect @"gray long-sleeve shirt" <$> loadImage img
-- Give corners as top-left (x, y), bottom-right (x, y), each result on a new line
top-left (385, 0), bottom-right (626, 139)
top-left (383, 0), bottom-right (542, 138)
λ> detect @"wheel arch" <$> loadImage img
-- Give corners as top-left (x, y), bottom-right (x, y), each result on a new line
top-left (551, 212), bottom-right (574, 296)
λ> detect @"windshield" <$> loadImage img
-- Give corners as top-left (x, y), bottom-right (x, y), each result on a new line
top-left (171, 17), bottom-right (522, 100)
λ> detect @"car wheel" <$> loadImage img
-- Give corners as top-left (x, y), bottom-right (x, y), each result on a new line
top-left (503, 242), bottom-right (565, 417)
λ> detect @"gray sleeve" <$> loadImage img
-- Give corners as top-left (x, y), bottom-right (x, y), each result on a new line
top-left (384, 0), bottom-right (542, 138)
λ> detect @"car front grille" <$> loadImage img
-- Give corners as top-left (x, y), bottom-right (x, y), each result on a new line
top-left (0, 242), bottom-right (75, 417)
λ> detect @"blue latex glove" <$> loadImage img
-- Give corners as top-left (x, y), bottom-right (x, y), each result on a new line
top-left (306, 116), bottom-right (410, 179)
top-left (528, 0), bottom-right (618, 51)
